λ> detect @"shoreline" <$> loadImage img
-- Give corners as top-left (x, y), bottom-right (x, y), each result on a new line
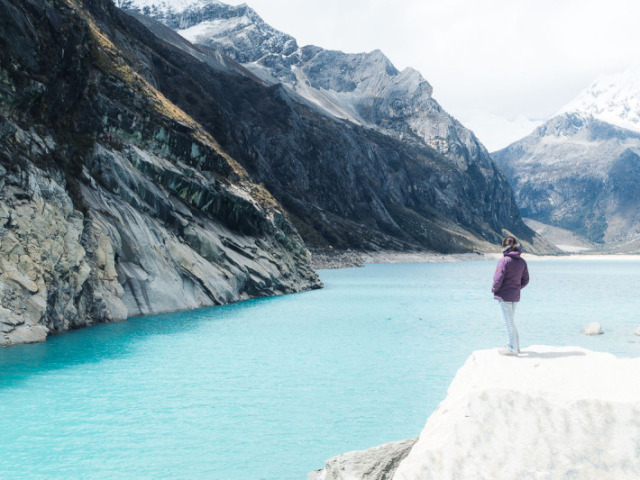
top-left (311, 249), bottom-right (640, 270)
top-left (310, 250), bottom-right (491, 270)
top-left (525, 253), bottom-right (640, 261)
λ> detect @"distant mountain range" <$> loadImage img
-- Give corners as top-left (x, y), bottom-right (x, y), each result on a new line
top-left (120, 0), bottom-right (546, 253)
top-left (493, 66), bottom-right (640, 249)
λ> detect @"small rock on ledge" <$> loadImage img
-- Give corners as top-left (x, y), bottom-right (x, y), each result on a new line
top-left (309, 438), bottom-right (417, 480)
top-left (582, 322), bottom-right (604, 335)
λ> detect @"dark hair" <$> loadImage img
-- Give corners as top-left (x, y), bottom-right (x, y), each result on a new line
top-left (502, 236), bottom-right (518, 248)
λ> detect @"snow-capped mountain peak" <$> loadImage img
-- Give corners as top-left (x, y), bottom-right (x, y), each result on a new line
top-left (121, 0), bottom-right (496, 171)
top-left (116, 0), bottom-right (221, 15)
top-left (555, 64), bottom-right (640, 134)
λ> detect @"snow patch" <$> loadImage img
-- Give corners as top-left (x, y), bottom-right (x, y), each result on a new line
top-left (556, 64), bottom-right (640, 134)
top-left (118, 0), bottom-right (219, 14)
top-left (177, 17), bottom-right (252, 43)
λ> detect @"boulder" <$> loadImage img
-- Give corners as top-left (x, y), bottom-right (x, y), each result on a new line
top-left (582, 322), bottom-right (604, 335)
top-left (309, 439), bottom-right (417, 480)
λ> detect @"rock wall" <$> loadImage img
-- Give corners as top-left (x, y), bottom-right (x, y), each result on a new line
top-left (0, 126), bottom-right (127, 344)
top-left (0, 0), bottom-right (320, 345)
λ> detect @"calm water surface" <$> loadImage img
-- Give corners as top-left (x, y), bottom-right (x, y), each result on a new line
top-left (2, 259), bottom-right (640, 479)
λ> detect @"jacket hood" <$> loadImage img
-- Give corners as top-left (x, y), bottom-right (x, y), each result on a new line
top-left (502, 243), bottom-right (521, 253)
top-left (503, 246), bottom-right (522, 257)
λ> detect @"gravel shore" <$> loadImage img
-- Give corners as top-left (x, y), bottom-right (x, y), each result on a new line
top-left (310, 250), bottom-right (492, 270)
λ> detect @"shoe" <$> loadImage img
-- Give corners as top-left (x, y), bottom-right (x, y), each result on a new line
top-left (498, 349), bottom-right (518, 356)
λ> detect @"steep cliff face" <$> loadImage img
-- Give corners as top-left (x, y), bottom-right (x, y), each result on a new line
top-left (120, 0), bottom-right (548, 254)
top-left (493, 113), bottom-right (640, 245)
top-left (0, 0), bottom-right (319, 345)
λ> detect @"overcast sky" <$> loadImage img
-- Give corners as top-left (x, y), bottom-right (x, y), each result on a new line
top-left (221, 0), bottom-right (640, 150)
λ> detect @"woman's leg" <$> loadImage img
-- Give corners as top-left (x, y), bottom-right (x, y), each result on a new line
top-left (499, 301), bottom-right (520, 354)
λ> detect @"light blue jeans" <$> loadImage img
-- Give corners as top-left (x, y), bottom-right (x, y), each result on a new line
top-left (499, 301), bottom-right (520, 353)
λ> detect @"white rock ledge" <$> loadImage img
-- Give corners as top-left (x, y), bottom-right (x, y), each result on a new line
top-left (394, 346), bottom-right (640, 479)
top-left (312, 346), bottom-right (640, 480)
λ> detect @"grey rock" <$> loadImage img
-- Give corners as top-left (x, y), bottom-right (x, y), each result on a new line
top-left (309, 438), bottom-right (418, 480)
top-left (139, 1), bottom-right (484, 176)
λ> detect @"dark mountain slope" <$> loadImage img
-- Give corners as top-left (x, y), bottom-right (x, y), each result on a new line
top-left (0, 0), bottom-right (319, 345)
top-left (111, 7), bottom-right (547, 253)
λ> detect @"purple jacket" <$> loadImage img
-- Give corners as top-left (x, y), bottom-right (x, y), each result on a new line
top-left (492, 249), bottom-right (529, 302)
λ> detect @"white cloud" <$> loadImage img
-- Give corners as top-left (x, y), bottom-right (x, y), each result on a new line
top-left (220, 0), bottom-right (640, 146)
top-left (455, 111), bottom-right (543, 152)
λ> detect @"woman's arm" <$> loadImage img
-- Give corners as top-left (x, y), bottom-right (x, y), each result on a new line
top-left (521, 262), bottom-right (530, 288)
top-left (492, 258), bottom-right (506, 293)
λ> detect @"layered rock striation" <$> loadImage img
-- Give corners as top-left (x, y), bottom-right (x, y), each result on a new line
top-left (120, 0), bottom-right (548, 254)
top-left (0, 0), bottom-right (319, 345)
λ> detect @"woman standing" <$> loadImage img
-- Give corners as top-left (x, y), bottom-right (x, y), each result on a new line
top-left (492, 236), bottom-right (529, 356)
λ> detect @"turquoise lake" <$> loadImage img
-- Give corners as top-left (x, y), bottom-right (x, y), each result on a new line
top-left (2, 259), bottom-right (640, 479)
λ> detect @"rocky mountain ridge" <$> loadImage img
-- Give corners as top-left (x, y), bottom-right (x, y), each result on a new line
top-left (0, 0), bottom-right (320, 345)
top-left (0, 0), bottom-right (553, 346)
top-left (494, 109), bottom-right (640, 246)
top-left (493, 64), bottom-right (640, 247)
top-left (123, 0), bottom-right (500, 174)
top-left (121, 0), bottom-right (548, 254)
